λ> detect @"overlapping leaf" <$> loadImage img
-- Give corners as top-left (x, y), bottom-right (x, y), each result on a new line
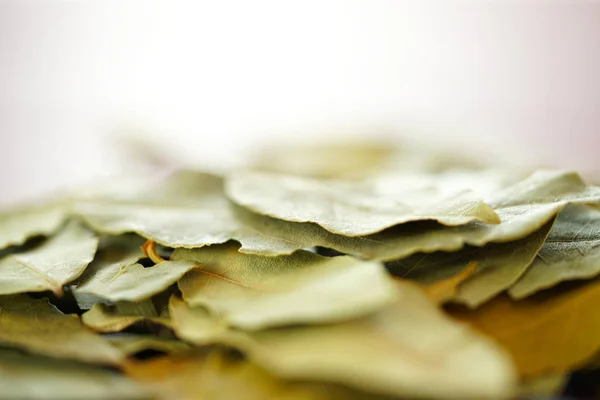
top-left (392, 218), bottom-right (556, 307)
top-left (0, 222), bottom-right (98, 296)
top-left (0, 201), bottom-right (66, 251)
top-left (71, 234), bottom-right (197, 303)
top-left (0, 295), bottom-right (123, 365)
top-left (173, 242), bottom-right (398, 330)
top-left (230, 170), bottom-right (600, 261)
top-left (170, 283), bottom-right (516, 399)
top-left (125, 349), bottom-right (381, 400)
top-left (105, 333), bottom-right (191, 357)
top-left (509, 204), bottom-right (600, 299)
top-left (0, 348), bottom-right (148, 400)
top-left (73, 171), bottom-right (303, 254)
top-left (448, 278), bottom-right (600, 377)
top-left (226, 170), bottom-right (501, 236)
top-left (82, 300), bottom-right (171, 333)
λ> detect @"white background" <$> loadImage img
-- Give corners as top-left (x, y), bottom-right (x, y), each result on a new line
top-left (1, 1), bottom-right (599, 206)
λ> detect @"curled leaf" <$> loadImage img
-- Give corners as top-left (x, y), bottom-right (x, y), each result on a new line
top-left (226, 170), bottom-right (500, 237)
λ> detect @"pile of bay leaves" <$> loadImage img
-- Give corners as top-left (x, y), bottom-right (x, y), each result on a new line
top-left (2, 143), bottom-right (600, 399)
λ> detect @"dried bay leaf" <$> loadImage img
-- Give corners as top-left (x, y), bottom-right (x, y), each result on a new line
top-left (0, 348), bottom-right (148, 400)
top-left (0, 295), bottom-right (123, 365)
top-left (419, 262), bottom-right (478, 305)
top-left (125, 350), bottom-right (382, 400)
top-left (510, 204), bottom-right (600, 299)
top-left (517, 373), bottom-right (568, 398)
top-left (104, 333), bottom-right (191, 356)
top-left (0, 201), bottom-right (66, 251)
top-left (170, 284), bottom-right (515, 399)
top-left (0, 222), bottom-right (98, 296)
top-left (82, 300), bottom-right (171, 333)
top-left (169, 296), bottom-right (242, 346)
top-left (252, 140), bottom-right (396, 180)
top-left (74, 171), bottom-right (303, 254)
top-left (226, 170), bottom-right (501, 237)
top-left (173, 243), bottom-right (397, 330)
top-left (447, 279), bottom-right (600, 377)
top-left (231, 170), bottom-right (600, 261)
top-left (395, 218), bottom-right (556, 307)
top-left (76, 259), bottom-right (197, 303)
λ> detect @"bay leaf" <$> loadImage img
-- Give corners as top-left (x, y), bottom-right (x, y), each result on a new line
top-left (170, 285), bottom-right (516, 399)
top-left (74, 171), bottom-right (303, 254)
top-left (125, 349), bottom-right (383, 400)
top-left (0, 201), bottom-right (66, 251)
top-left (168, 296), bottom-right (241, 346)
top-left (517, 373), bottom-right (568, 398)
top-left (76, 259), bottom-right (197, 303)
top-left (104, 333), bottom-right (191, 356)
top-left (173, 243), bottom-right (397, 330)
top-left (82, 300), bottom-right (170, 333)
top-left (0, 221), bottom-right (98, 296)
top-left (509, 204), bottom-right (600, 299)
top-left (0, 294), bottom-right (123, 365)
top-left (231, 169), bottom-right (600, 261)
top-left (251, 140), bottom-right (396, 180)
top-left (447, 279), bottom-right (600, 377)
top-left (394, 218), bottom-right (556, 307)
top-left (225, 170), bottom-right (501, 237)
top-left (0, 348), bottom-right (148, 400)
top-left (419, 261), bottom-right (478, 305)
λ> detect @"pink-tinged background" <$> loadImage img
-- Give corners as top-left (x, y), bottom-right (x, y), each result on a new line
top-left (0, 1), bottom-right (598, 206)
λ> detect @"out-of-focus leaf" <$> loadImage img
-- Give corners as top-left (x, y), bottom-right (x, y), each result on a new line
top-left (0, 222), bottom-right (98, 296)
top-left (173, 243), bottom-right (397, 330)
top-left (0, 348), bottom-right (148, 400)
top-left (0, 202), bottom-right (66, 251)
top-left (517, 373), bottom-right (568, 398)
top-left (169, 296), bottom-right (240, 346)
top-left (170, 286), bottom-right (515, 399)
top-left (510, 204), bottom-right (600, 299)
top-left (104, 333), bottom-right (191, 356)
top-left (393, 218), bottom-right (556, 307)
top-left (82, 300), bottom-right (170, 333)
top-left (252, 140), bottom-right (396, 180)
top-left (225, 170), bottom-right (501, 237)
top-left (125, 350), bottom-right (381, 400)
top-left (419, 262), bottom-right (478, 305)
top-left (0, 295), bottom-right (123, 365)
top-left (447, 279), bottom-right (600, 377)
top-left (73, 171), bottom-right (303, 254)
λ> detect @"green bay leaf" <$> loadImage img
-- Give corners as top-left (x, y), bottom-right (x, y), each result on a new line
top-left (0, 201), bottom-right (66, 251)
top-left (509, 204), bottom-right (600, 299)
top-left (225, 170), bottom-right (501, 237)
top-left (394, 218), bottom-right (556, 307)
top-left (81, 300), bottom-right (170, 333)
top-left (0, 295), bottom-right (123, 365)
top-left (0, 222), bottom-right (98, 295)
top-left (170, 283), bottom-right (515, 399)
top-left (0, 348), bottom-right (148, 400)
top-left (173, 243), bottom-right (397, 330)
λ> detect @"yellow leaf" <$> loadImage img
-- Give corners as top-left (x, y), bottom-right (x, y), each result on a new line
top-left (446, 279), bottom-right (600, 377)
top-left (420, 262), bottom-right (478, 304)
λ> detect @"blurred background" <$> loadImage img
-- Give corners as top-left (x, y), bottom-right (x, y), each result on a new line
top-left (0, 0), bottom-right (598, 206)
